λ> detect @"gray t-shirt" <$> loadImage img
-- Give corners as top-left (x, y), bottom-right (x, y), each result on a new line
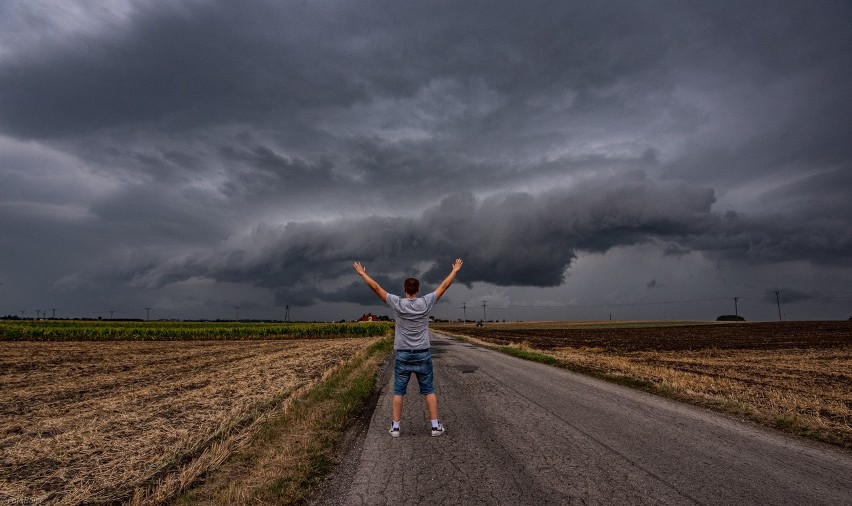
top-left (386, 292), bottom-right (437, 350)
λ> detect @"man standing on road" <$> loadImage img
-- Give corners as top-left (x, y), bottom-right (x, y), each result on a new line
top-left (353, 259), bottom-right (463, 437)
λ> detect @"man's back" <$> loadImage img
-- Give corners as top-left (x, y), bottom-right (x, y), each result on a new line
top-left (386, 292), bottom-right (436, 350)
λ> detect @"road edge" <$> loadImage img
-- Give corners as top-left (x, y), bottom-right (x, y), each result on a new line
top-left (303, 346), bottom-right (395, 505)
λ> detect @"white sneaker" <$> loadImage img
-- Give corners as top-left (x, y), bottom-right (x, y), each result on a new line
top-left (431, 423), bottom-right (445, 437)
top-left (389, 425), bottom-right (400, 437)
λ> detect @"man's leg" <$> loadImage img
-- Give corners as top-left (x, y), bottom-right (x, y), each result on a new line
top-left (392, 353), bottom-right (410, 425)
top-left (416, 353), bottom-right (442, 433)
top-left (424, 393), bottom-right (438, 420)
top-left (393, 394), bottom-right (404, 421)
top-left (425, 393), bottom-right (444, 436)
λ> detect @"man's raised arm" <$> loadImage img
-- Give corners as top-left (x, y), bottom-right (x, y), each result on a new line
top-left (353, 262), bottom-right (389, 302)
top-left (434, 258), bottom-right (463, 301)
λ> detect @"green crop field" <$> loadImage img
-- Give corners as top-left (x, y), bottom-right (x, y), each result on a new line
top-left (0, 320), bottom-right (392, 341)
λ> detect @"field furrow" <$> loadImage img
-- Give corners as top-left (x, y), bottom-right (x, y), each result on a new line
top-left (0, 336), bottom-right (380, 505)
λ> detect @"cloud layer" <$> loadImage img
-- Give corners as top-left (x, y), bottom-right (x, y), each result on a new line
top-left (132, 173), bottom-right (851, 307)
top-left (1, 0), bottom-right (850, 319)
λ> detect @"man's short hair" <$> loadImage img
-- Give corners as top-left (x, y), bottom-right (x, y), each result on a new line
top-left (404, 277), bottom-right (420, 296)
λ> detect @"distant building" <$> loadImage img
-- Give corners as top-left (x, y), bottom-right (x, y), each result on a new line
top-left (357, 313), bottom-right (379, 322)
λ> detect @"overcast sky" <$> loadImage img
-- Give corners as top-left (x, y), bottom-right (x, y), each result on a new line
top-left (1, 0), bottom-right (851, 322)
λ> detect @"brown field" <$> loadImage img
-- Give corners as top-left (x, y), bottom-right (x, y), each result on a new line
top-left (0, 337), bottom-right (378, 505)
top-left (435, 321), bottom-right (852, 449)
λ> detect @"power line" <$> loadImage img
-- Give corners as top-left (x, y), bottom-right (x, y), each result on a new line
top-left (483, 296), bottom-right (733, 310)
top-left (474, 292), bottom-right (852, 311)
top-left (5, 289), bottom-right (849, 321)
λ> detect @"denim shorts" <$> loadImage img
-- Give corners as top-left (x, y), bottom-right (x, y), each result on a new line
top-left (393, 350), bottom-right (435, 395)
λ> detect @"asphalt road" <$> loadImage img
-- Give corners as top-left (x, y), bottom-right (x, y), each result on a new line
top-left (312, 333), bottom-right (852, 505)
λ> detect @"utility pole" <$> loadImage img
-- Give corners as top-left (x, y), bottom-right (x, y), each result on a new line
top-left (482, 301), bottom-right (487, 322)
top-left (108, 310), bottom-right (115, 319)
top-left (734, 297), bottom-right (739, 319)
top-left (51, 308), bottom-right (57, 319)
top-left (235, 306), bottom-right (240, 322)
top-left (774, 291), bottom-right (782, 322)
top-left (145, 307), bottom-right (151, 321)
top-left (20, 310), bottom-right (25, 319)
top-left (462, 303), bottom-right (467, 324)
top-left (284, 305), bottom-right (290, 322)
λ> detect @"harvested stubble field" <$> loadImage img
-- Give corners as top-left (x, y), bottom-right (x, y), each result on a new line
top-left (0, 322), bottom-right (390, 505)
top-left (435, 321), bottom-right (852, 449)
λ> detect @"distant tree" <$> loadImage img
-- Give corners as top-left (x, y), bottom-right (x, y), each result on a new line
top-left (716, 315), bottom-right (745, 321)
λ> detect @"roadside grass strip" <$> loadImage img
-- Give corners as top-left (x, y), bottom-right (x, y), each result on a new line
top-left (171, 336), bottom-right (393, 505)
top-left (495, 345), bottom-right (560, 366)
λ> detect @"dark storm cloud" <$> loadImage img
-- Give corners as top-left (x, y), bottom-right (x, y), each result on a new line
top-left (2, 0), bottom-right (849, 204)
top-left (132, 167), bottom-right (852, 307)
top-left (132, 175), bottom-right (714, 304)
top-left (763, 288), bottom-right (822, 305)
top-left (4, 1), bottom-right (846, 139)
top-left (758, 165), bottom-right (852, 218)
top-left (0, 1), bottom-right (368, 138)
top-left (1, 0), bottom-right (851, 318)
top-left (689, 210), bottom-right (852, 266)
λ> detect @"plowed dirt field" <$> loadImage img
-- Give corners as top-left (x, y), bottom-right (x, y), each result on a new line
top-left (437, 321), bottom-right (851, 351)
top-left (435, 321), bottom-right (852, 449)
